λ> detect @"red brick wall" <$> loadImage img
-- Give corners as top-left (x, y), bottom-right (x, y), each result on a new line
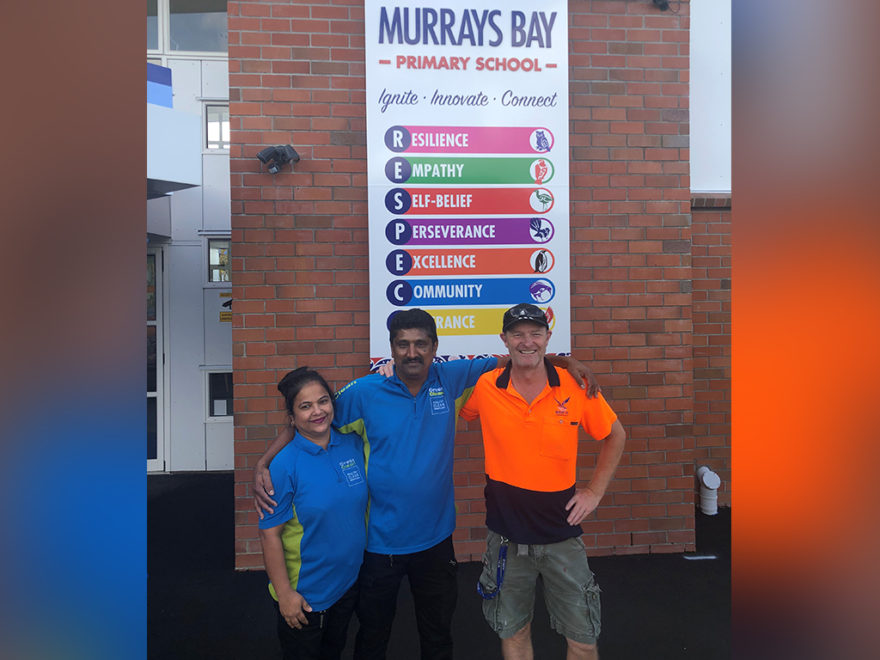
top-left (691, 197), bottom-right (731, 507)
top-left (229, 0), bottom-right (696, 569)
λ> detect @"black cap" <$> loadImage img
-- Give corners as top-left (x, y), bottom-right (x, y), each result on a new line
top-left (502, 303), bottom-right (549, 332)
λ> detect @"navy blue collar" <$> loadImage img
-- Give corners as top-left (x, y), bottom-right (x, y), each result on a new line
top-left (495, 358), bottom-right (560, 389)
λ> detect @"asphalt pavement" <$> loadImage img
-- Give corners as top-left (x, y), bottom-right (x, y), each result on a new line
top-left (148, 472), bottom-right (730, 659)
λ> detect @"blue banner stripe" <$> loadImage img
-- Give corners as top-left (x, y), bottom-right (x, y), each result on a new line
top-left (147, 81), bottom-right (173, 108)
top-left (386, 277), bottom-right (556, 306)
top-left (147, 62), bottom-right (172, 86)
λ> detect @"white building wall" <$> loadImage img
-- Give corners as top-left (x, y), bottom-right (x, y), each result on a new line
top-left (169, 187), bottom-right (203, 240)
top-left (147, 104), bottom-right (201, 188)
top-left (201, 60), bottom-right (229, 99)
top-left (202, 155), bottom-right (231, 231)
top-left (166, 242), bottom-right (206, 470)
top-left (150, 55), bottom-right (231, 472)
top-left (167, 59), bottom-right (202, 115)
top-left (691, 0), bottom-right (732, 193)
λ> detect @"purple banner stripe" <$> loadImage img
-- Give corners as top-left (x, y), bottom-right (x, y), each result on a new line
top-left (385, 217), bottom-right (555, 246)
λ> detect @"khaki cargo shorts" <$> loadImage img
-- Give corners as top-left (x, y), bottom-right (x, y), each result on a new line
top-left (478, 530), bottom-right (601, 643)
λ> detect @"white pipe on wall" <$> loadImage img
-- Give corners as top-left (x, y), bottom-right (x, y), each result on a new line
top-left (696, 465), bottom-right (722, 515)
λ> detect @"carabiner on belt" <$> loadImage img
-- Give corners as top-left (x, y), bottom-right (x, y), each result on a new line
top-left (477, 536), bottom-right (509, 600)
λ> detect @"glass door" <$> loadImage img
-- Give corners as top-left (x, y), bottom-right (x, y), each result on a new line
top-left (147, 250), bottom-right (165, 471)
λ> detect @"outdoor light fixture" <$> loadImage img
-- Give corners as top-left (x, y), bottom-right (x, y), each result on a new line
top-left (256, 145), bottom-right (300, 174)
top-left (652, 0), bottom-right (670, 10)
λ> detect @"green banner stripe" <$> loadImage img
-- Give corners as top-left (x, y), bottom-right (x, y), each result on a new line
top-left (402, 157), bottom-right (554, 184)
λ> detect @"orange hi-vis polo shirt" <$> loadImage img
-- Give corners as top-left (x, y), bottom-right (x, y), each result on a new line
top-left (460, 361), bottom-right (617, 491)
top-left (459, 360), bottom-right (618, 544)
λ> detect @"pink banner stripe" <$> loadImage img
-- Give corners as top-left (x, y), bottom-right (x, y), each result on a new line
top-left (397, 126), bottom-right (555, 154)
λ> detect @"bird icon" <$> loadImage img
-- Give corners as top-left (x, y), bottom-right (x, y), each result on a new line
top-left (534, 250), bottom-right (550, 273)
top-left (534, 159), bottom-right (549, 184)
top-left (535, 190), bottom-right (552, 212)
top-left (534, 130), bottom-right (551, 152)
top-left (530, 218), bottom-right (551, 241)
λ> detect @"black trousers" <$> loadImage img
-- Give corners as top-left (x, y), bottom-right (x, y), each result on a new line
top-left (276, 582), bottom-right (358, 660)
top-left (353, 536), bottom-right (458, 660)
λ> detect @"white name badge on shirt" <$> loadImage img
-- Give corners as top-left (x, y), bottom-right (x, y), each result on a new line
top-left (338, 458), bottom-right (364, 486)
top-left (428, 387), bottom-right (449, 415)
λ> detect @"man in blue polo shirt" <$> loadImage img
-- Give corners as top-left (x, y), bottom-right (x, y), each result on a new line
top-left (254, 309), bottom-right (596, 659)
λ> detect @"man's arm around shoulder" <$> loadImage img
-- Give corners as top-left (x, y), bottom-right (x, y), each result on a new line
top-left (253, 375), bottom-right (368, 518)
top-left (253, 425), bottom-right (295, 518)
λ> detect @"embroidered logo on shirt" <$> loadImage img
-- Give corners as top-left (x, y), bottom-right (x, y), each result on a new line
top-left (554, 396), bottom-right (570, 416)
top-left (339, 458), bottom-right (364, 486)
top-left (428, 386), bottom-right (449, 415)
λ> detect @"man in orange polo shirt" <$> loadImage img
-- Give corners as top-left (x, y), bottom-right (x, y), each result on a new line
top-left (460, 303), bottom-right (626, 660)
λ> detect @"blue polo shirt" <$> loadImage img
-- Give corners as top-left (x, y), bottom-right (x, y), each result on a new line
top-left (258, 429), bottom-right (367, 611)
top-left (334, 357), bottom-right (496, 554)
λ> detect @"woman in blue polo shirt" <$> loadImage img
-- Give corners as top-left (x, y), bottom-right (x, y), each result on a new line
top-left (258, 367), bottom-right (367, 660)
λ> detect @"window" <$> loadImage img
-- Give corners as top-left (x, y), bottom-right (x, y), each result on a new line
top-left (147, 0), bottom-right (159, 50)
top-left (149, 0), bottom-right (228, 56)
top-left (208, 239), bottom-right (230, 282)
top-left (208, 372), bottom-right (233, 417)
top-left (170, 0), bottom-right (227, 52)
top-left (206, 104), bottom-right (229, 150)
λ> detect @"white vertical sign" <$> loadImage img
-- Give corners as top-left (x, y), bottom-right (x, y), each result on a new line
top-left (365, 1), bottom-right (570, 363)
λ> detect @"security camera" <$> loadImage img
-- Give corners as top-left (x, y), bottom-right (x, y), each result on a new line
top-left (256, 146), bottom-right (277, 164)
top-left (255, 145), bottom-right (301, 174)
top-left (277, 145), bottom-right (300, 164)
